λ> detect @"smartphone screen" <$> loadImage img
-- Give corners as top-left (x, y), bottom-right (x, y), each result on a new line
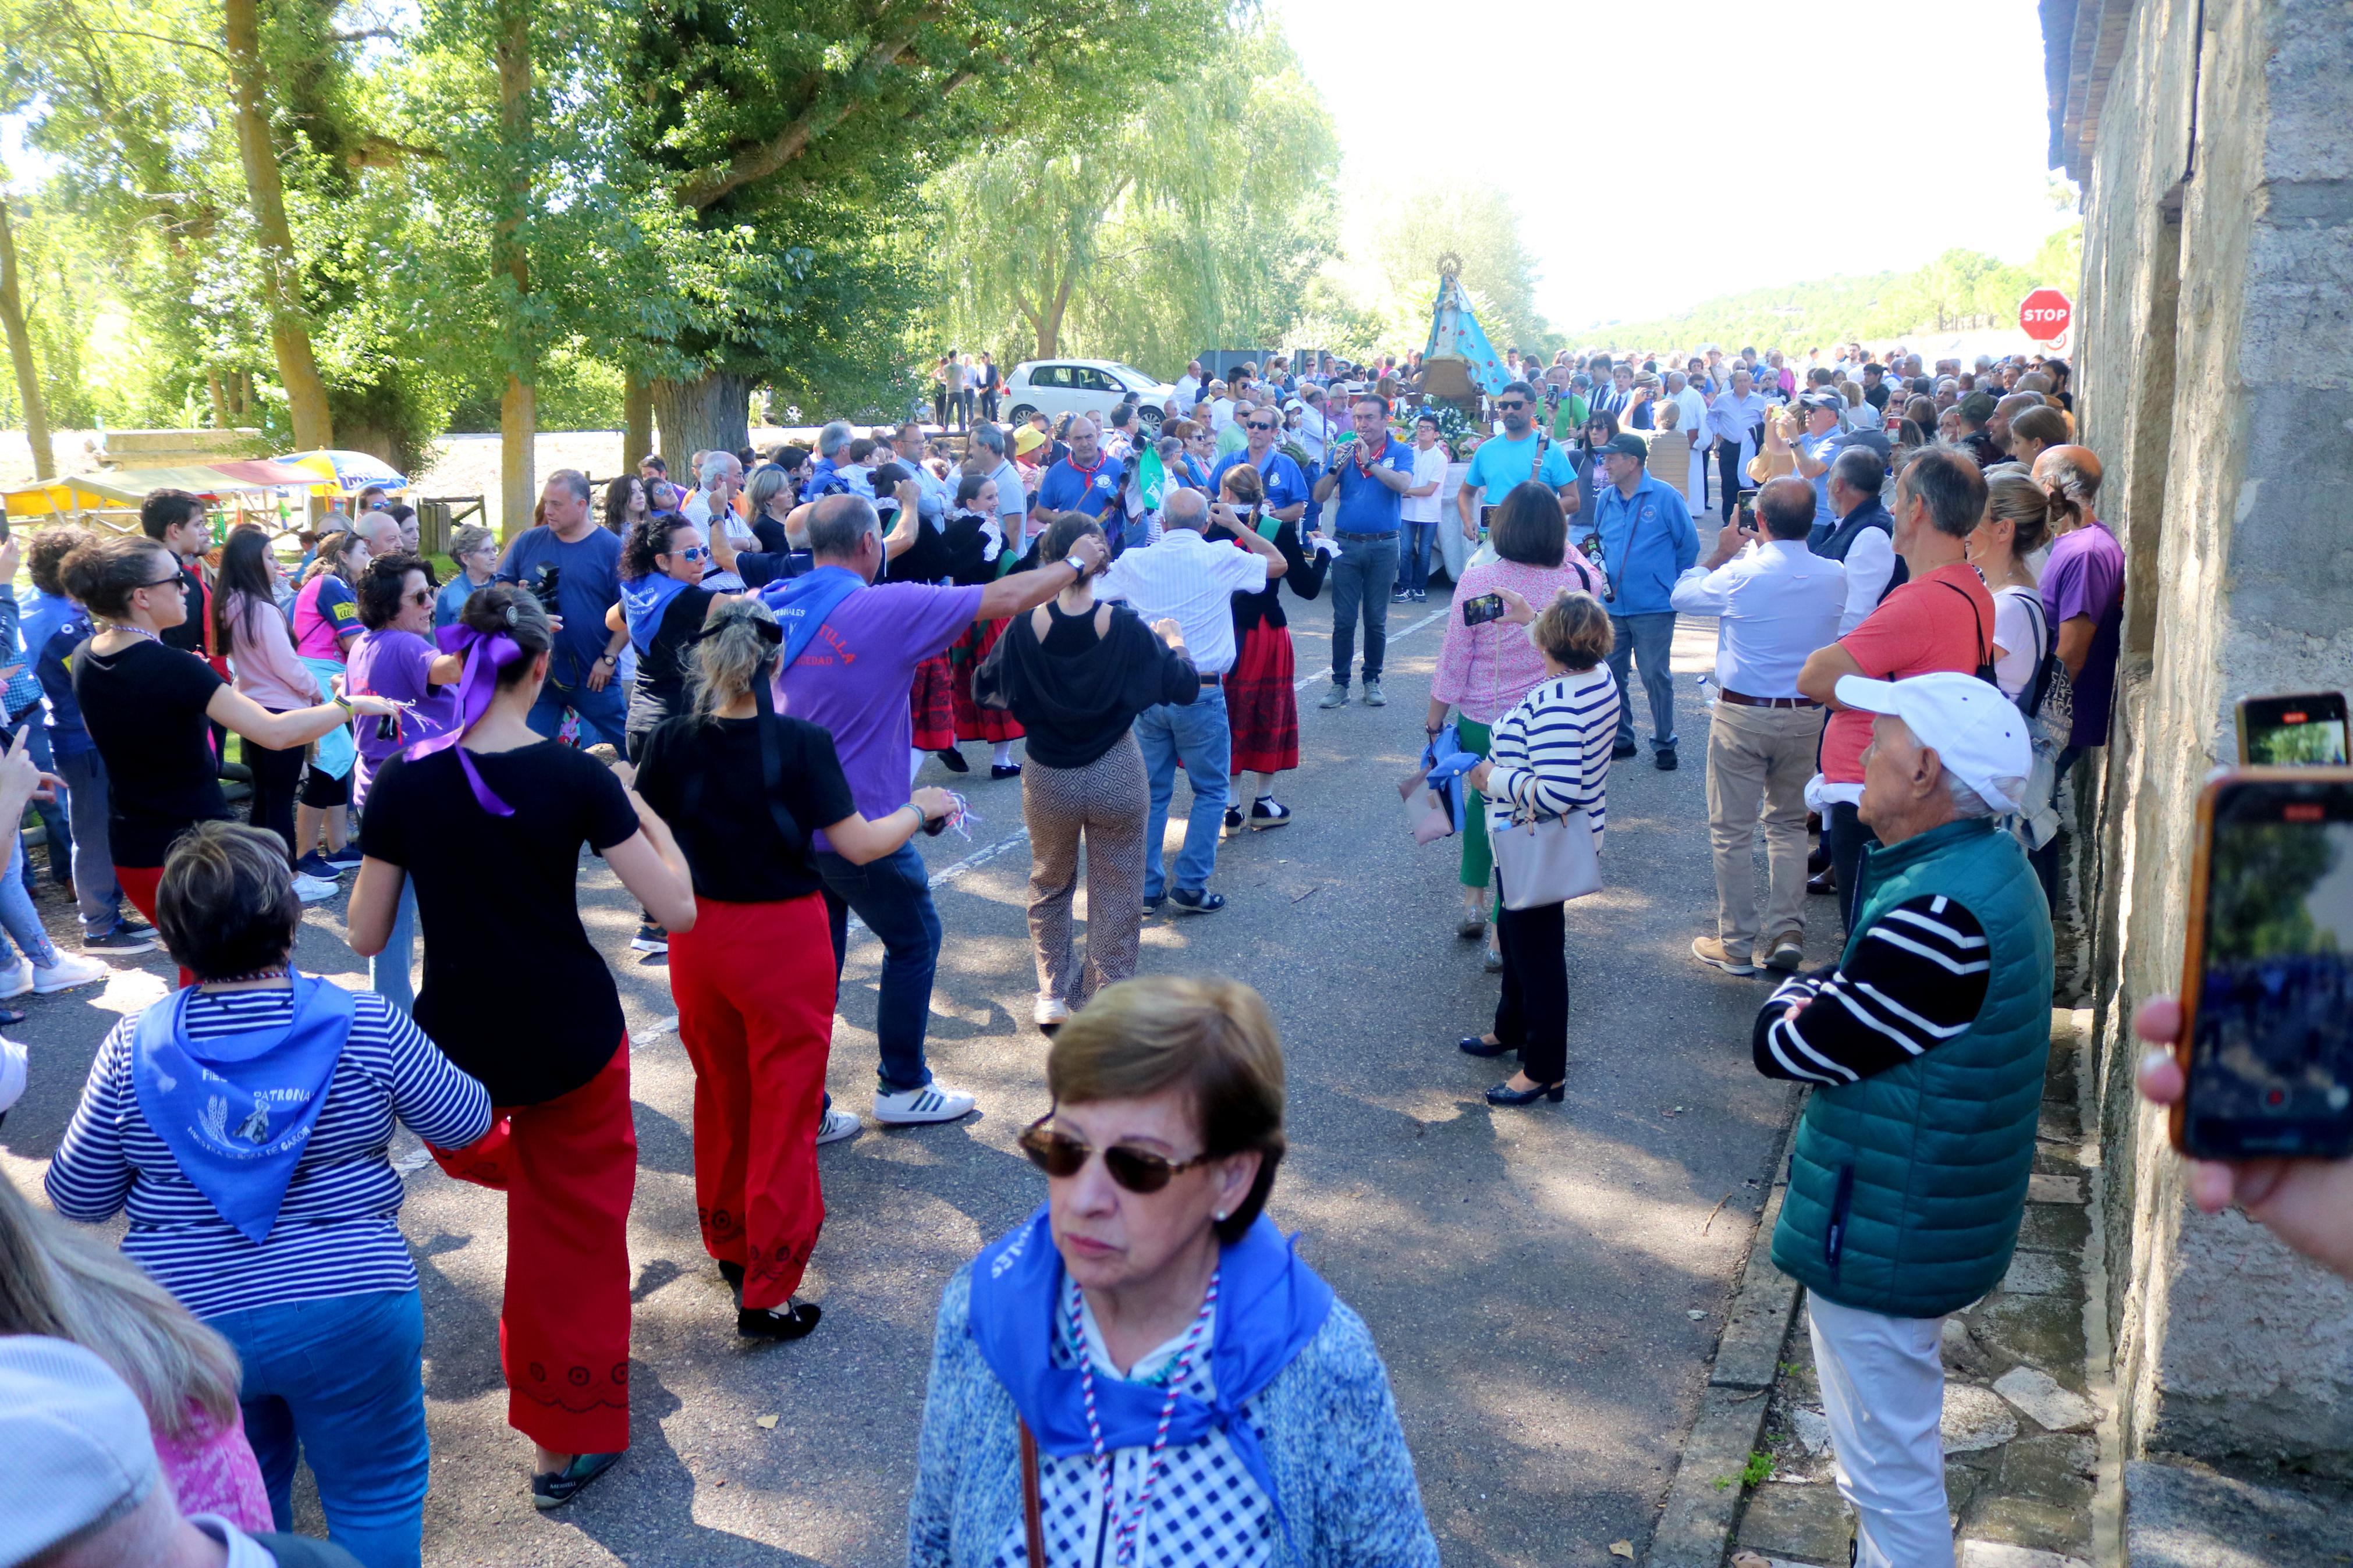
top-left (2178, 771), bottom-right (2353, 1158)
top-left (2238, 692), bottom-right (2350, 766)
top-left (1461, 593), bottom-right (1506, 626)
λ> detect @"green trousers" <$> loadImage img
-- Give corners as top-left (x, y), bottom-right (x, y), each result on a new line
top-left (1457, 717), bottom-right (1493, 891)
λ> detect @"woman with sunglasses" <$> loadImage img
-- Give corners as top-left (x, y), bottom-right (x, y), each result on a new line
top-left (630, 598), bottom-right (956, 1339)
top-left (908, 975), bottom-right (1438, 1568)
top-left (64, 534), bottom-right (399, 944)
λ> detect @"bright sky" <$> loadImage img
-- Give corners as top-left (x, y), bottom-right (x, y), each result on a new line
top-left (1276, 0), bottom-right (2071, 330)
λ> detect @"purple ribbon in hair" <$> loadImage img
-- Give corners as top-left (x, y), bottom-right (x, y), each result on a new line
top-left (404, 620), bottom-right (523, 816)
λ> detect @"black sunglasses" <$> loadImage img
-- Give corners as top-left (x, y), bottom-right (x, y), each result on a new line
top-left (1245, 421), bottom-right (1276, 431)
top-left (140, 573), bottom-right (187, 590)
top-left (1020, 1117), bottom-right (1211, 1194)
top-left (1495, 399), bottom-right (1527, 410)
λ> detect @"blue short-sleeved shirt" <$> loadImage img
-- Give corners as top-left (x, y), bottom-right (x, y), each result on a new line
top-left (1797, 430), bottom-right (1841, 528)
top-left (1464, 432), bottom-right (1575, 502)
top-left (1207, 449), bottom-right (1309, 515)
top-left (493, 525), bottom-right (624, 684)
top-left (1322, 436), bottom-right (1417, 536)
top-left (1036, 456), bottom-right (1126, 521)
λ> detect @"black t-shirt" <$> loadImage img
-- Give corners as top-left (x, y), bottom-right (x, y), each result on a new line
top-left (72, 638), bottom-right (230, 866)
top-left (627, 585), bottom-right (716, 735)
top-left (360, 742), bottom-right (640, 1105)
top-left (157, 560), bottom-right (207, 657)
top-left (631, 713), bottom-right (856, 904)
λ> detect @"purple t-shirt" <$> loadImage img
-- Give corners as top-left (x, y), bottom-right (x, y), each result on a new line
top-left (346, 628), bottom-right (460, 809)
top-left (776, 581), bottom-right (984, 851)
top-left (2041, 518), bottom-right (2125, 748)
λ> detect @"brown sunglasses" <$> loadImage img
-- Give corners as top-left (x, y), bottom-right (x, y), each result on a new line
top-left (1019, 1116), bottom-right (1211, 1194)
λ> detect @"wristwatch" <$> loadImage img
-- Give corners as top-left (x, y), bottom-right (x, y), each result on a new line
top-left (598, 652), bottom-right (619, 666)
top-left (1062, 553), bottom-right (1088, 575)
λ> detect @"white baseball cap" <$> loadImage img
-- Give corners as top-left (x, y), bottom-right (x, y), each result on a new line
top-left (0, 1338), bottom-right (161, 1565)
top-left (1834, 671), bottom-right (2032, 812)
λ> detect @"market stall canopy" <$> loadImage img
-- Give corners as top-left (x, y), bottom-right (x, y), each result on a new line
top-left (276, 449), bottom-right (409, 495)
top-left (1, 460), bottom-right (321, 519)
top-left (1420, 253), bottom-right (1511, 401)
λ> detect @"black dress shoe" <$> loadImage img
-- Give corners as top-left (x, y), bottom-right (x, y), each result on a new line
top-left (1612, 738), bottom-right (1639, 759)
top-left (1458, 1035), bottom-right (1513, 1058)
top-left (991, 762), bottom-right (1023, 780)
top-left (738, 1301), bottom-right (822, 1341)
top-left (935, 748), bottom-right (969, 773)
top-left (1654, 747), bottom-right (1678, 771)
top-left (1485, 1079), bottom-right (1566, 1106)
top-left (1808, 867), bottom-right (1837, 897)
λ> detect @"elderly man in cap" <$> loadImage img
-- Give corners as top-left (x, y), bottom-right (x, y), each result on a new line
top-left (1752, 670), bottom-right (2053, 1568)
top-left (0, 1336), bottom-right (364, 1567)
top-left (1787, 390), bottom-right (1846, 534)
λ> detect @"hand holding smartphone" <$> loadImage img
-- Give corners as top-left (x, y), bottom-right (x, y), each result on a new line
top-left (1461, 592), bottom-right (1507, 626)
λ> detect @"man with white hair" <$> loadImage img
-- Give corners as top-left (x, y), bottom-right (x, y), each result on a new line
top-left (682, 450), bottom-right (743, 530)
top-left (1751, 669), bottom-right (2052, 1568)
top-left (804, 419), bottom-right (857, 500)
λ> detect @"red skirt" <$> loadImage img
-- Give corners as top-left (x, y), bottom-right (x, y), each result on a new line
top-left (950, 620), bottom-right (1024, 744)
top-left (910, 653), bottom-right (955, 752)
top-left (1225, 621), bottom-right (1298, 776)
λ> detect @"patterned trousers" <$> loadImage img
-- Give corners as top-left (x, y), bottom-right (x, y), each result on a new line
top-left (1023, 732), bottom-right (1149, 1007)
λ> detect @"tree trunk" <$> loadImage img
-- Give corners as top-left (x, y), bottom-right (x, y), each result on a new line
top-left (222, 0), bottom-right (333, 450)
top-left (500, 375), bottom-right (537, 541)
top-left (0, 201), bottom-right (54, 479)
top-left (207, 369), bottom-right (232, 430)
top-left (623, 372), bottom-right (654, 470)
top-left (650, 371), bottom-right (752, 464)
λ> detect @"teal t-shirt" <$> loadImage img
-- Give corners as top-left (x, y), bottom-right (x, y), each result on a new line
top-left (1465, 431), bottom-right (1575, 500)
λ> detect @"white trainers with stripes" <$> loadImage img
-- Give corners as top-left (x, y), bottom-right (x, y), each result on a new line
top-left (815, 1107), bottom-right (863, 1145)
top-left (872, 1083), bottom-right (978, 1125)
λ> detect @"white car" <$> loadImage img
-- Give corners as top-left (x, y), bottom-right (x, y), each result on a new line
top-left (1000, 360), bottom-right (1175, 435)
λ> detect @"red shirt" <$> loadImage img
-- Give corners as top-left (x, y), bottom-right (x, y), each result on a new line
top-left (1822, 560), bottom-right (1995, 784)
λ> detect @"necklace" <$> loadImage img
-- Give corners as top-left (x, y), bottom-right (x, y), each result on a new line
top-left (203, 965), bottom-right (290, 986)
top-left (1070, 1269), bottom-right (1220, 1568)
top-left (97, 621), bottom-right (161, 647)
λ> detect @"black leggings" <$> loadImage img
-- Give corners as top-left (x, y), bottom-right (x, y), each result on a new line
top-left (1492, 880), bottom-right (1568, 1085)
top-left (246, 734), bottom-right (307, 865)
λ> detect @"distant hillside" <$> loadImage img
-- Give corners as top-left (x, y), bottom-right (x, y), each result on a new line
top-left (1580, 225), bottom-right (2082, 353)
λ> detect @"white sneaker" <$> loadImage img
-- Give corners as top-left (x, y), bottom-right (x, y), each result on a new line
top-left (816, 1107), bottom-right (862, 1145)
top-left (292, 872), bottom-right (339, 904)
top-left (873, 1083), bottom-right (977, 1125)
top-left (32, 952), bottom-right (111, 994)
top-left (1034, 995), bottom-right (1070, 1030)
top-left (0, 962), bottom-right (30, 1000)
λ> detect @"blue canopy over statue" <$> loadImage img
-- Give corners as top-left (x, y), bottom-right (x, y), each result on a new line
top-left (1419, 253), bottom-right (1510, 401)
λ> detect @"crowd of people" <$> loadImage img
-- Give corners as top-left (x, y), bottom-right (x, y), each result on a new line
top-left (1, 335), bottom-right (2347, 1568)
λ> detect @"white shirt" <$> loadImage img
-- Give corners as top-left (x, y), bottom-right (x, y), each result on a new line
top-left (1295, 406), bottom-right (1334, 466)
top-left (1990, 582), bottom-right (2046, 701)
top-left (1669, 539), bottom-right (1846, 700)
top-left (1174, 374), bottom-right (1201, 412)
top-left (1097, 527), bottom-right (1267, 675)
top-left (1836, 524), bottom-right (1897, 636)
top-left (1208, 397), bottom-right (1236, 433)
top-left (1673, 386), bottom-right (1709, 442)
top-left (1401, 442), bottom-right (1449, 523)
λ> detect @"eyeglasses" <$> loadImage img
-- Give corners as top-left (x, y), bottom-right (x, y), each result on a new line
top-left (1245, 421), bottom-right (1276, 432)
top-left (1019, 1117), bottom-right (1211, 1194)
top-left (139, 574), bottom-right (187, 591)
top-left (1495, 399), bottom-right (1527, 410)
top-left (675, 546), bottom-right (711, 561)
top-left (404, 589), bottom-right (433, 606)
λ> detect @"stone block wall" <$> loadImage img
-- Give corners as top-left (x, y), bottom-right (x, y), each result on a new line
top-left (2056, 0), bottom-right (2353, 1477)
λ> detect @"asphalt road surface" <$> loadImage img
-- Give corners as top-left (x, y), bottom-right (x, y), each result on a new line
top-left (0, 575), bottom-right (1813, 1567)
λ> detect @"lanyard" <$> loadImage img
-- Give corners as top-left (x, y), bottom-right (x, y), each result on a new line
top-left (1072, 1271), bottom-right (1219, 1568)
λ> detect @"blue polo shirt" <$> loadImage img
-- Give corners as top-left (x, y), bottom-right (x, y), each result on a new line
top-left (1207, 448), bottom-right (1309, 515)
top-left (1319, 436), bottom-right (1416, 536)
top-left (1588, 471), bottom-right (1701, 617)
top-left (1037, 454), bottom-right (1125, 521)
top-left (1463, 431), bottom-right (1575, 500)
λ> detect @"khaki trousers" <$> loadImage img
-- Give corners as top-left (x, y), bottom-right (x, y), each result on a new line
top-left (1706, 699), bottom-right (1825, 958)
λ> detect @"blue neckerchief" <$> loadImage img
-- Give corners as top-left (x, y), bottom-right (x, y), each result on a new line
top-left (757, 564), bottom-right (867, 670)
top-left (129, 975), bottom-right (355, 1245)
top-left (619, 572), bottom-right (691, 656)
top-left (968, 1206), bottom-right (1334, 1544)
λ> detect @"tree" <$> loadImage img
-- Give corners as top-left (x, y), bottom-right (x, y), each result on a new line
top-left (1355, 179), bottom-right (1557, 360)
top-left (222, 0), bottom-right (333, 446)
top-left (0, 191), bottom-right (53, 477)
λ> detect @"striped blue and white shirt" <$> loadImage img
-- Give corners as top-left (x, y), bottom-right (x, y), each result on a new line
top-left (1482, 664), bottom-right (1620, 848)
top-left (45, 988), bottom-right (492, 1321)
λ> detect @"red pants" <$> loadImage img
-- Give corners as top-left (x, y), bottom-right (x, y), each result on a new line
top-left (668, 894), bottom-right (836, 1310)
top-left (432, 1043), bottom-right (636, 1455)
top-left (116, 865), bottom-right (193, 989)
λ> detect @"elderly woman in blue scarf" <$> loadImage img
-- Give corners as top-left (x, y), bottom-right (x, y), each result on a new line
top-left (908, 975), bottom-right (1438, 1568)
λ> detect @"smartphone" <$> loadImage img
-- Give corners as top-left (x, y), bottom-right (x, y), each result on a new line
top-left (2237, 692), bottom-right (2350, 767)
top-left (2173, 767), bottom-right (2353, 1159)
top-left (1734, 487), bottom-right (1758, 524)
top-left (1461, 593), bottom-right (1507, 626)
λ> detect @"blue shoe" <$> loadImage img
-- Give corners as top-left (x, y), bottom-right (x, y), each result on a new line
top-left (1458, 1035), bottom-right (1513, 1058)
top-left (294, 851), bottom-right (341, 881)
top-left (324, 841), bottom-right (365, 867)
top-left (1485, 1078), bottom-right (1565, 1107)
top-left (1167, 888), bottom-right (1226, 915)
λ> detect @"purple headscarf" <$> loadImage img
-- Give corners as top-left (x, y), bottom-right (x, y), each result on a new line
top-left (403, 617), bottom-right (526, 816)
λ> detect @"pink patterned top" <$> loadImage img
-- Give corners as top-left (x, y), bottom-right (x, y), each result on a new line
top-left (154, 1402), bottom-right (273, 1533)
top-left (1431, 549), bottom-right (1602, 725)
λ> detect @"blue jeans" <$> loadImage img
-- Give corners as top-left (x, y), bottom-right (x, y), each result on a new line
top-left (1606, 610), bottom-right (1679, 751)
top-left (17, 716), bottom-right (69, 886)
top-left (209, 1288), bottom-right (429, 1568)
top-left (0, 837), bottom-right (58, 968)
top-left (1135, 688), bottom-right (1230, 899)
top-left (371, 877), bottom-right (418, 1014)
top-left (1396, 523), bottom-right (1433, 596)
top-left (816, 840), bottom-right (939, 1094)
top-left (54, 745), bottom-right (125, 930)
top-left (1328, 535), bottom-right (1400, 685)
top-left (523, 665), bottom-right (629, 749)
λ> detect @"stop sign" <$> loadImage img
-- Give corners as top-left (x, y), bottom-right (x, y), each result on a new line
top-left (2019, 287), bottom-right (2073, 342)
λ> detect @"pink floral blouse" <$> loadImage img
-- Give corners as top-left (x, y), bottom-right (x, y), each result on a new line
top-left (1431, 549), bottom-right (1602, 726)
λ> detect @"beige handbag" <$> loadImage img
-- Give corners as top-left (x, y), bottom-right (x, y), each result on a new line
top-left (1489, 801), bottom-right (1602, 909)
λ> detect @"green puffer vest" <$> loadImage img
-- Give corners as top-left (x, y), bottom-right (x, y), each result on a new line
top-left (1773, 816), bottom-right (2054, 1319)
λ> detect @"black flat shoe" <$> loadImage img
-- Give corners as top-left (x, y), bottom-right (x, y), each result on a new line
top-left (1485, 1079), bottom-right (1566, 1106)
top-left (737, 1301), bottom-right (822, 1341)
top-left (991, 762), bottom-right (1023, 780)
top-left (717, 1259), bottom-right (744, 1290)
top-left (1612, 738), bottom-right (1638, 759)
top-left (532, 1450), bottom-right (624, 1510)
top-left (1458, 1034), bottom-right (1513, 1058)
top-left (935, 748), bottom-right (969, 774)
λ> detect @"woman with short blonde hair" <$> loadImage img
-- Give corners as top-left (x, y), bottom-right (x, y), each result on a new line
top-left (908, 975), bottom-right (1438, 1567)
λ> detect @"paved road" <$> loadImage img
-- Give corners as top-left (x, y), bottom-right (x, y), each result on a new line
top-left (0, 577), bottom-right (1811, 1567)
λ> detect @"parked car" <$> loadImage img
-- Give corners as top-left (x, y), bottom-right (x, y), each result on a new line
top-left (1001, 360), bottom-right (1176, 435)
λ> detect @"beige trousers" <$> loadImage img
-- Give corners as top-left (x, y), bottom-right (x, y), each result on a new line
top-left (1023, 732), bottom-right (1149, 1007)
top-left (1705, 699), bottom-right (1825, 958)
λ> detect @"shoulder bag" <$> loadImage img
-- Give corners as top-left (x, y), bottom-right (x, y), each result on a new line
top-left (1490, 799), bottom-right (1602, 909)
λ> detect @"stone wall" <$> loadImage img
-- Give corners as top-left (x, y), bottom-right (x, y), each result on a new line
top-left (2052, 0), bottom-right (2353, 1477)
